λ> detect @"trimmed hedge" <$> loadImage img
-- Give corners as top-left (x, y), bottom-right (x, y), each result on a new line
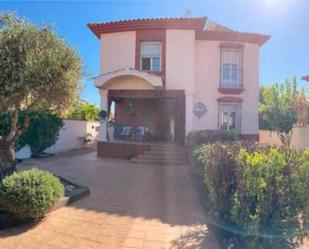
top-left (195, 142), bottom-right (309, 249)
top-left (186, 129), bottom-right (237, 152)
top-left (0, 169), bottom-right (64, 220)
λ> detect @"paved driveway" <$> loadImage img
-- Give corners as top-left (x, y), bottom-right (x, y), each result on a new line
top-left (0, 149), bottom-right (219, 249)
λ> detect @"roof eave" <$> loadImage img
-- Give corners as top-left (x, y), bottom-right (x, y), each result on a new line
top-left (87, 17), bottom-right (207, 39)
top-left (196, 31), bottom-right (270, 46)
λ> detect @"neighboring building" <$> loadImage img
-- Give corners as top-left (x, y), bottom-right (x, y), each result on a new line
top-left (88, 17), bottom-right (270, 156)
top-left (302, 75), bottom-right (309, 82)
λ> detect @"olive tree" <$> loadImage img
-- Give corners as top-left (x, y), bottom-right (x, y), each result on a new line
top-left (0, 13), bottom-right (83, 174)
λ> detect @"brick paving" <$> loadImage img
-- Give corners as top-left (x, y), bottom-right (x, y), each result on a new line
top-left (0, 149), bottom-right (219, 249)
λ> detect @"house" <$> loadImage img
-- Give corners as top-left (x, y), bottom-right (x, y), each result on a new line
top-left (88, 17), bottom-right (270, 157)
top-left (302, 75), bottom-right (309, 82)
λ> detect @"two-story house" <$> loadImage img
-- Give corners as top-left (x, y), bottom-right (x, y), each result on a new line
top-left (88, 17), bottom-right (270, 158)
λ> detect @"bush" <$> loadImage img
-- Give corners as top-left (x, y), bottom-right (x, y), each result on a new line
top-left (186, 129), bottom-right (237, 152)
top-left (23, 113), bottom-right (63, 156)
top-left (0, 111), bottom-right (63, 153)
top-left (0, 169), bottom-right (64, 220)
top-left (232, 147), bottom-right (309, 248)
top-left (196, 143), bottom-right (309, 249)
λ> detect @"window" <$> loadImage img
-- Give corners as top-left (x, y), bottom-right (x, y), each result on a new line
top-left (140, 41), bottom-right (161, 72)
top-left (220, 48), bottom-right (243, 88)
top-left (219, 103), bottom-right (241, 133)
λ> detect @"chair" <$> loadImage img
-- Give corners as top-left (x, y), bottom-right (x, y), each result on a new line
top-left (120, 126), bottom-right (132, 140)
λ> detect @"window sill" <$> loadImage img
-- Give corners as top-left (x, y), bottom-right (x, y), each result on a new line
top-left (218, 87), bottom-right (245, 94)
top-left (141, 70), bottom-right (164, 76)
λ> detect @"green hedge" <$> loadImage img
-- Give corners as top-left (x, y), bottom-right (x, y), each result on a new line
top-left (22, 113), bottom-right (63, 155)
top-left (198, 142), bottom-right (309, 249)
top-left (0, 111), bottom-right (63, 153)
top-left (186, 129), bottom-right (237, 152)
top-left (0, 169), bottom-right (64, 220)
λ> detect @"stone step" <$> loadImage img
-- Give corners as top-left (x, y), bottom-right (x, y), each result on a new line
top-left (150, 144), bottom-right (184, 149)
top-left (130, 143), bottom-right (188, 165)
top-left (144, 149), bottom-right (186, 155)
top-left (129, 158), bottom-right (188, 165)
top-left (130, 155), bottom-right (187, 163)
top-left (136, 153), bottom-right (188, 161)
top-left (149, 147), bottom-right (185, 153)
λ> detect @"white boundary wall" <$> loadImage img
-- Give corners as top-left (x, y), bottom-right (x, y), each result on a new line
top-left (259, 126), bottom-right (309, 149)
top-left (16, 119), bottom-right (99, 159)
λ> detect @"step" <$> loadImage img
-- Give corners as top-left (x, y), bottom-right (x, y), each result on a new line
top-left (129, 158), bottom-right (188, 165)
top-left (149, 147), bottom-right (185, 153)
top-left (143, 149), bottom-right (186, 155)
top-left (136, 154), bottom-right (188, 161)
top-left (130, 157), bottom-right (188, 164)
top-left (150, 144), bottom-right (184, 149)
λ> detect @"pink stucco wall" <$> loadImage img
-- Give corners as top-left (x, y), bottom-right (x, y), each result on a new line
top-left (194, 40), bottom-right (259, 134)
top-left (100, 31), bottom-right (136, 74)
top-left (166, 30), bottom-right (196, 134)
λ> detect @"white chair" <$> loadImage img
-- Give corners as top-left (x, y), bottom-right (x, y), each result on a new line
top-left (120, 126), bottom-right (131, 139)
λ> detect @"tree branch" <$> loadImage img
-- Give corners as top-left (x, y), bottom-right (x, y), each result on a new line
top-left (13, 112), bottom-right (30, 141)
top-left (5, 108), bottom-right (19, 142)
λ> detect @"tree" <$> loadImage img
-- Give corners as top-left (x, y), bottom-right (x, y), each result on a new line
top-left (0, 12), bottom-right (83, 174)
top-left (259, 77), bottom-right (309, 146)
top-left (67, 101), bottom-right (100, 121)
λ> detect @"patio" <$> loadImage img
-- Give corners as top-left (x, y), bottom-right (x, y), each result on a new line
top-left (0, 148), bottom-right (219, 249)
top-left (107, 89), bottom-right (186, 144)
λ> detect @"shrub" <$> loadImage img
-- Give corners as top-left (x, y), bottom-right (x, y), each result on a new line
top-left (0, 169), bottom-right (64, 220)
top-left (186, 129), bottom-right (237, 152)
top-left (67, 102), bottom-right (100, 121)
top-left (196, 143), bottom-right (309, 249)
top-left (202, 143), bottom-right (241, 224)
top-left (232, 147), bottom-right (309, 248)
top-left (24, 113), bottom-right (63, 156)
top-left (0, 111), bottom-right (63, 153)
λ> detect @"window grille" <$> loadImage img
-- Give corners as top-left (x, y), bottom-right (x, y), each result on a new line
top-left (220, 48), bottom-right (243, 88)
top-left (140, 41), bottom-right (161, 72)
top-left (218, 103), bottom-right (242, 133)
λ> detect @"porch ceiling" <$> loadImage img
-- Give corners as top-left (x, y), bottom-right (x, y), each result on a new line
top-left (92, 66), bottom-right (163, 89)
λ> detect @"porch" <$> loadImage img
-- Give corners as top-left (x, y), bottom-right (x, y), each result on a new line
top-left (93, 67), bottom-right (186, 158)
top-left (108, 90), bottom-right (185, 142)
top-left (98, 89), bottom-right (185, 159)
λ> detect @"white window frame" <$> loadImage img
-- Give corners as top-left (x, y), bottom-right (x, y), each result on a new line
top-left (218, 102), bottom-right (242, 134)
top-left (140, 41), bottom-right (162, 72)
top-left (220, 47), bottom-right (243, 88)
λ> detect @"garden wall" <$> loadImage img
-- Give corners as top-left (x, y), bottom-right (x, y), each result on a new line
top-left (16, 119), bottom-right (100, 159)
top-left (259, 126), bottom-right (309, 149)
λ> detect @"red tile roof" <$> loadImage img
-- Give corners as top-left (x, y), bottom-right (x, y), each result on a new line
top-left (88, 17), bottom-right (207, 38)
top-left (87, 17), bottom-right (270, 46)
top-left (196, 30), bottom-right (270, 46)
top-left (302, 75), bottom-right (309, 81)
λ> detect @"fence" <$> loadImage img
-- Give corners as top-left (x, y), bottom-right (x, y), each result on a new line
top-left (15, 119), bottom-right (100, 159)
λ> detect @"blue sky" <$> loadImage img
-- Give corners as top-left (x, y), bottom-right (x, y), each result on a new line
top-left (1, 0), bottom-right (308, 106)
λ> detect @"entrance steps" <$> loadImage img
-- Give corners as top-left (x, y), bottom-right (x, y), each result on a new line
top-left (129, 143), bottom-right (188, 165)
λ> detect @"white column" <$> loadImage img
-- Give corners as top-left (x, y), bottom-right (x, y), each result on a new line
top-left (185, 94), bottom-right (194, 135)
top-left (99, 89), bottom-right (108, 142)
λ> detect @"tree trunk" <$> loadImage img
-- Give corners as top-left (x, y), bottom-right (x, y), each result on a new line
top-left (0, 140), bottom-right (16, 178)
